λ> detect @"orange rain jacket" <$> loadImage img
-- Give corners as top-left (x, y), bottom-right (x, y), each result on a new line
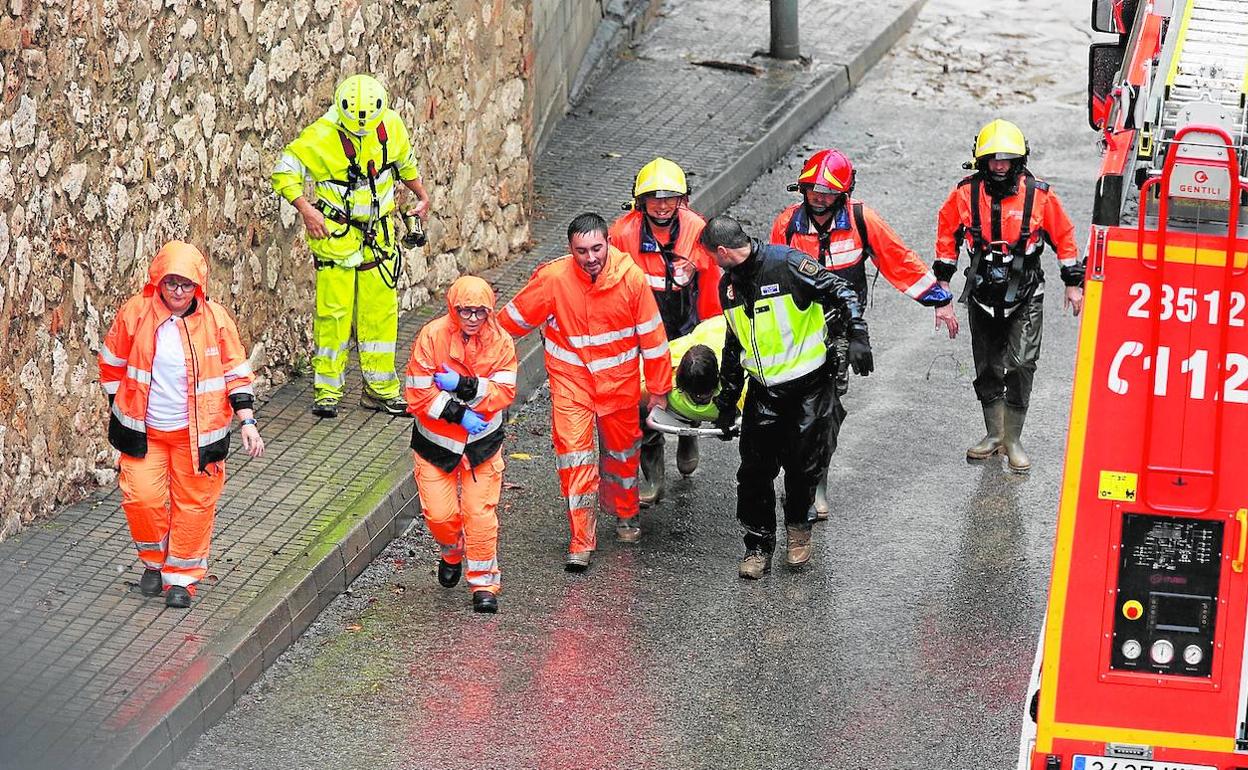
top-left (608, 208), bottom-right (722, 338)
top-left (99, 242), bottom-right (255, 472)
top-left (404, 276), bottom-right (519, 472)
top-left (499, 246), bottom-right (673, 415)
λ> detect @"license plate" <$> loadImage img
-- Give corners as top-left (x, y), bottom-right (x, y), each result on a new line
top-left (1073, 755), bottom-right (1215, 770)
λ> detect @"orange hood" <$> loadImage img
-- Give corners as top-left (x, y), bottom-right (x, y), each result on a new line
top-left (445, 275), bottom-right (502, 340)
top-left (143, 241), bottom-right (209, 302)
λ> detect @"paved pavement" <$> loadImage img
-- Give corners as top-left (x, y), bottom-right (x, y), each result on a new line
top-left (0, 1), bottom-right (926, 768)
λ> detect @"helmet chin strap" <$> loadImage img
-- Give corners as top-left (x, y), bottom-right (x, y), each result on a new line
top-left (644, 211), bottom-right (675, 227)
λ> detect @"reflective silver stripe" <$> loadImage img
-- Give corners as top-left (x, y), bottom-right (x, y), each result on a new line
top-left (362, 370), bottom-right (398, 383)
top-left (640, 340), bottom-right (669, 360)
top-left (274, 151), bottom-right (306, 179)
top-left (358, 341), bottom-right (396, 354)
top-left (556, 450), bottom-right (596, 470)
top-left (229, 385), bottom-right (255, 397)
top-left (315, 342), bottom-right (349, 361)
top-left (601, 471), bottom-right (637, 489)
top-left (406, 375), bottom-right (433, 389)
top-left (904, 272), bottom-right (937, 300)
top-left (466, 377), bottom-right (489, 408)
top-left (100, 344), bottom-right (126, 367)
top-left (646, 275), bottom-right (666, 289)
top-left (134, 536), bottom-right (168, 552)
top-left (427, 391), bottom-right (452, 419)
top-left (112, 401), bottom-right (147, 432)
top-left (466, 574), bottom-right (500, 588)
top-left (635, 313), bottom-right (662, 336)
top-left (127, 365), bottom-right (152, 385)
top-left (141, 559), bottom-right (164, 570)
top-left (198, 425), bottom-right (230, 446)
top-left (416, 421), bottom-right (466, 454)
top-left (566, 325), bottom-right (638, 349)
top-left (826, 248), bottom-right (863, 268)
top-left (601, 446), bottom-right (636, 463)
top-left (491, 370), bottom-right (517, 385)
top-left (162, 572), bottom-right (198, 587)
top-left (504, 302), bottom-right (538, 331)
top-left (543, 338), bottom-right (585, 367)
top-left (466, 558), bottom-right (496, 573)
top-left (315, 372), bottom-right (345, 387)
top-left (466, 413), bottom-right (503, 443)
top-left (225, 362), bottom-right (253, 380)
top-left (166, 554), bottom-right (208, 570)
top-left (586, 347), bottom-right (638, 373)
top-left (566, 493), bottom-right (597, 511)
top-left (196, 377), bottom-right (226, 395)
top-left (102, 380), bottom-right (120, 394)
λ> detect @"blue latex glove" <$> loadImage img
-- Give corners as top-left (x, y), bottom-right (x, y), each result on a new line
top-left (460, 409), bottom-right (489, 435)
top-left (434, 365), bottom-right (460, 392)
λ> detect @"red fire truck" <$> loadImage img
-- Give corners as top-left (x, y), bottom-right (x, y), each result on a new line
top-left (1018, 0), bottom-right (1248, 768)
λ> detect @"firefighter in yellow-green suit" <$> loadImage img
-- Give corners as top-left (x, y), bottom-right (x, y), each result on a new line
top-left (271, 74), bottom-right (432, 418)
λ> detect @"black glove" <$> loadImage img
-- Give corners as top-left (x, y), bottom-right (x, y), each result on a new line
top-left (712, 405), bottom-right (739, 441)
top-left (847, 324), bottom-right (874, 376)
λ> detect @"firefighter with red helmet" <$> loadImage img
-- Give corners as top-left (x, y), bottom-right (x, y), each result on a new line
top-left (610, 158), bottom-right (722, 506)
top-left (771, 148), bottom-right (955, 518)
top-left (934, 119), bottom-right (1083, 473)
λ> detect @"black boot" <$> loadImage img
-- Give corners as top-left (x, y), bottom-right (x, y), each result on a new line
top-left (437, 558), bottom-right (462, 588)
top-left (472, 591), bottom-right (498, 613)
top-left (139, 569), bottom-right (162, 597)
top-left (676, 435), bottom-right (699, 477)
top-left (165, 586), bottom-right (192, 609)
top-left (638, 439), bottom-right (665, 507)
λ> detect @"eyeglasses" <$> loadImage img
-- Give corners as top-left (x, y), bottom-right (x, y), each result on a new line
top-left (456, 306), bottom-right (489, 320)
top-left (161, 278), bottom-right (197, 294)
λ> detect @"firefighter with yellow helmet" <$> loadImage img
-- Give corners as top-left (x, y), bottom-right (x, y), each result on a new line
top-left (271, 74), bottom-right (432, 418)
top-left (934, 119), bottom-right (1083, 472)
top-left (609, 157), bottom-right (721, 506)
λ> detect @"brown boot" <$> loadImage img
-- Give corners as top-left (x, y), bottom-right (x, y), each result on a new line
top-left (1003, 405), bottom-right (1031, 473)
top-left (966, 401), bottom-right (1006, 461)
top-left (738, 550), bottom-right (772, 579)
top-left (676, 435), bottom-right (699, 476)
top-left (638, 440), bottom-right (665, 507)
top-left (615, 517), bottom-right (641, 543)
top-left (786, 525), bottom-right (812, 568)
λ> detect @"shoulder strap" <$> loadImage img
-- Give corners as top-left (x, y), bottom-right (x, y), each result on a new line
top-left (1013, 176), bottom-right (1038, 257)
top-left (851, 202), bottom-right (871, 260)
top-left (784, 207), bottom-right (799, 246)
top-left (376, 121), bottom-right (390, 172)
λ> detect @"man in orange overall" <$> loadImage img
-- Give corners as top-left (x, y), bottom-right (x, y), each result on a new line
top-left (500, 213), bottom-right (672, 572)
top-left (99, 241), bottom-right (265, 608)
top-left (771, 148), bottom-right (956, 519)
top-left (404, 275), bottom-right (517, 613)
top-left (609, 157), bottom-right (721, 504)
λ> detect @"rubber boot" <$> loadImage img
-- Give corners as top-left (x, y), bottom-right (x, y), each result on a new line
top-left (638, 439), bottom-right (665, 507)
top-left (676, 435), bottom-right (699, 477)
top-left (966, 401), bottom-right (1006, 461)
top-left (812, 476), bottom-right (830, 521)
top-left (1002, 405), bottom-right (1032, 474)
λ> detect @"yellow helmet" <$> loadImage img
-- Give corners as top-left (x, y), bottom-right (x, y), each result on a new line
top-left (633, 157), bottom-right (688, 200)
top-left (973, 119), bottom-right (1028, 160)
top-left (335, 74), bottom-right (387, 135)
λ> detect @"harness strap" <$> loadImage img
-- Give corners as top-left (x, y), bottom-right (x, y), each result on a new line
top-left (1001, 177), bottom-right (1038, 306)
top-left (958, 177), bottom-right (989, 304)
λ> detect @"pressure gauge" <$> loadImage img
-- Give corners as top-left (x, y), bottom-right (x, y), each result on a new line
top-left (1151, 639), bottom-right (1175, 665)
top-left (1121, 639), bottom-right (1142, 660)
top-left (1183, 644), bottom-right (1203, 666)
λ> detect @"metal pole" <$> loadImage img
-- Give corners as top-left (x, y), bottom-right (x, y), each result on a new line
top-left (769, 0), bottom-right (800, 60)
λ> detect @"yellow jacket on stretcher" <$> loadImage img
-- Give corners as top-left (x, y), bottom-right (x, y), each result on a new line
top-left (643, 316), bottom-right (745, 423)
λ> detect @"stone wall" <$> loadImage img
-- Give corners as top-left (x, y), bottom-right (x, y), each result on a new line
top-left (529, 0), bottom-right (603, 153)
top-left (0, 0), bottom-right (532, 538)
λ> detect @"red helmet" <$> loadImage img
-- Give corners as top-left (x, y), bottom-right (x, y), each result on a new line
top-left (789, 149), bottom-right (855, 195)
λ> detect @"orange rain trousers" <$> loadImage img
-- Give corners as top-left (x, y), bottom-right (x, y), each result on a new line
top-left (414, 451), bottom-right (504, 594)
top-left (552, 396), bottom-right (640, 554)
top-left (118, 427), bottom-right (225, 591)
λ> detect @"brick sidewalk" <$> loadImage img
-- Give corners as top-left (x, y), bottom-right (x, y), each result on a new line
top-left (0, 1), bottom-right (924, 767)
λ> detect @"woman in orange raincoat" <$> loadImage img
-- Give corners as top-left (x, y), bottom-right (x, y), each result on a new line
top-left (404, 276), bottom-right (518, 613)
top-left (99, 241), bottom-right (264, 608)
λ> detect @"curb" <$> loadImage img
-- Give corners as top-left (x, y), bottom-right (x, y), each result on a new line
top-left (108, 3), bottom-right (926, 767)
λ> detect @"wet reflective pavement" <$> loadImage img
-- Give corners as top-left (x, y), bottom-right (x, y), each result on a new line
top-left (180, 0), bottom-right (1097, 766)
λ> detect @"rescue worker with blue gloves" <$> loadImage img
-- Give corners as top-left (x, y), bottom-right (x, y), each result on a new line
top-left (700, 215), bottom-right (871, 580)
top-left (272, 74), bottom-right (432, 419)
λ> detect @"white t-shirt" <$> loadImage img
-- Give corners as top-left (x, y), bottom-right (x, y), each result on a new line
top-left (145, 317), bottom-right (190, 431)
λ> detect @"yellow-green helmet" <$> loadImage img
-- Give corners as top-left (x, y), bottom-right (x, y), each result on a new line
top-left (335, 74), bottom-right (387, 135)
top-left (974, 119), bottom-right (1028, 160)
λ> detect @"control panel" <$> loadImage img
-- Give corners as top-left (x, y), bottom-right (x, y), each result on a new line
top-left (1110, 513), bottom-right (1223, 677)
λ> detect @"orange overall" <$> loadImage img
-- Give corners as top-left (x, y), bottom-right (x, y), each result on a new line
top-left (99, 242), bottom-right (255, 591)
top-left (404, 277), bottom-right (518, 594)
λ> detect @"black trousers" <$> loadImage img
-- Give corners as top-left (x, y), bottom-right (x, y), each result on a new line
top-left (736, 375), bottom-right (837, 553)
top-left (968, 291), bottom-right (1044, 410)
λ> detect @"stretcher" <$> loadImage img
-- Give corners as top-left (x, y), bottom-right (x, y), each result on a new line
top-left (644, 405), bottom-right (740, 438)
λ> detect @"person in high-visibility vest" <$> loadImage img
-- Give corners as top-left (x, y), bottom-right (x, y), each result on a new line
top-left (271, 74), bottom-right (431, 419)
top-left (934, 119), bottom-right (1083, 473)
top-left (609, 158), bottom-right (722, 505)
top-left (701, 215), bottom-right (871, 579)
top-left (771, 148), bottom-right (955, 519)
top-left (499, 213), bottom-right (672, 573)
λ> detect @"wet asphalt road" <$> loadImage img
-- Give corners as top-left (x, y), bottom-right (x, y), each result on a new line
top-left (179, 1), bottom-right (1098, 767)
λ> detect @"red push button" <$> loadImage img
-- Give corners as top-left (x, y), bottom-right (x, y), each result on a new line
top-left (1123, 600), bottom-right (1143, 620)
